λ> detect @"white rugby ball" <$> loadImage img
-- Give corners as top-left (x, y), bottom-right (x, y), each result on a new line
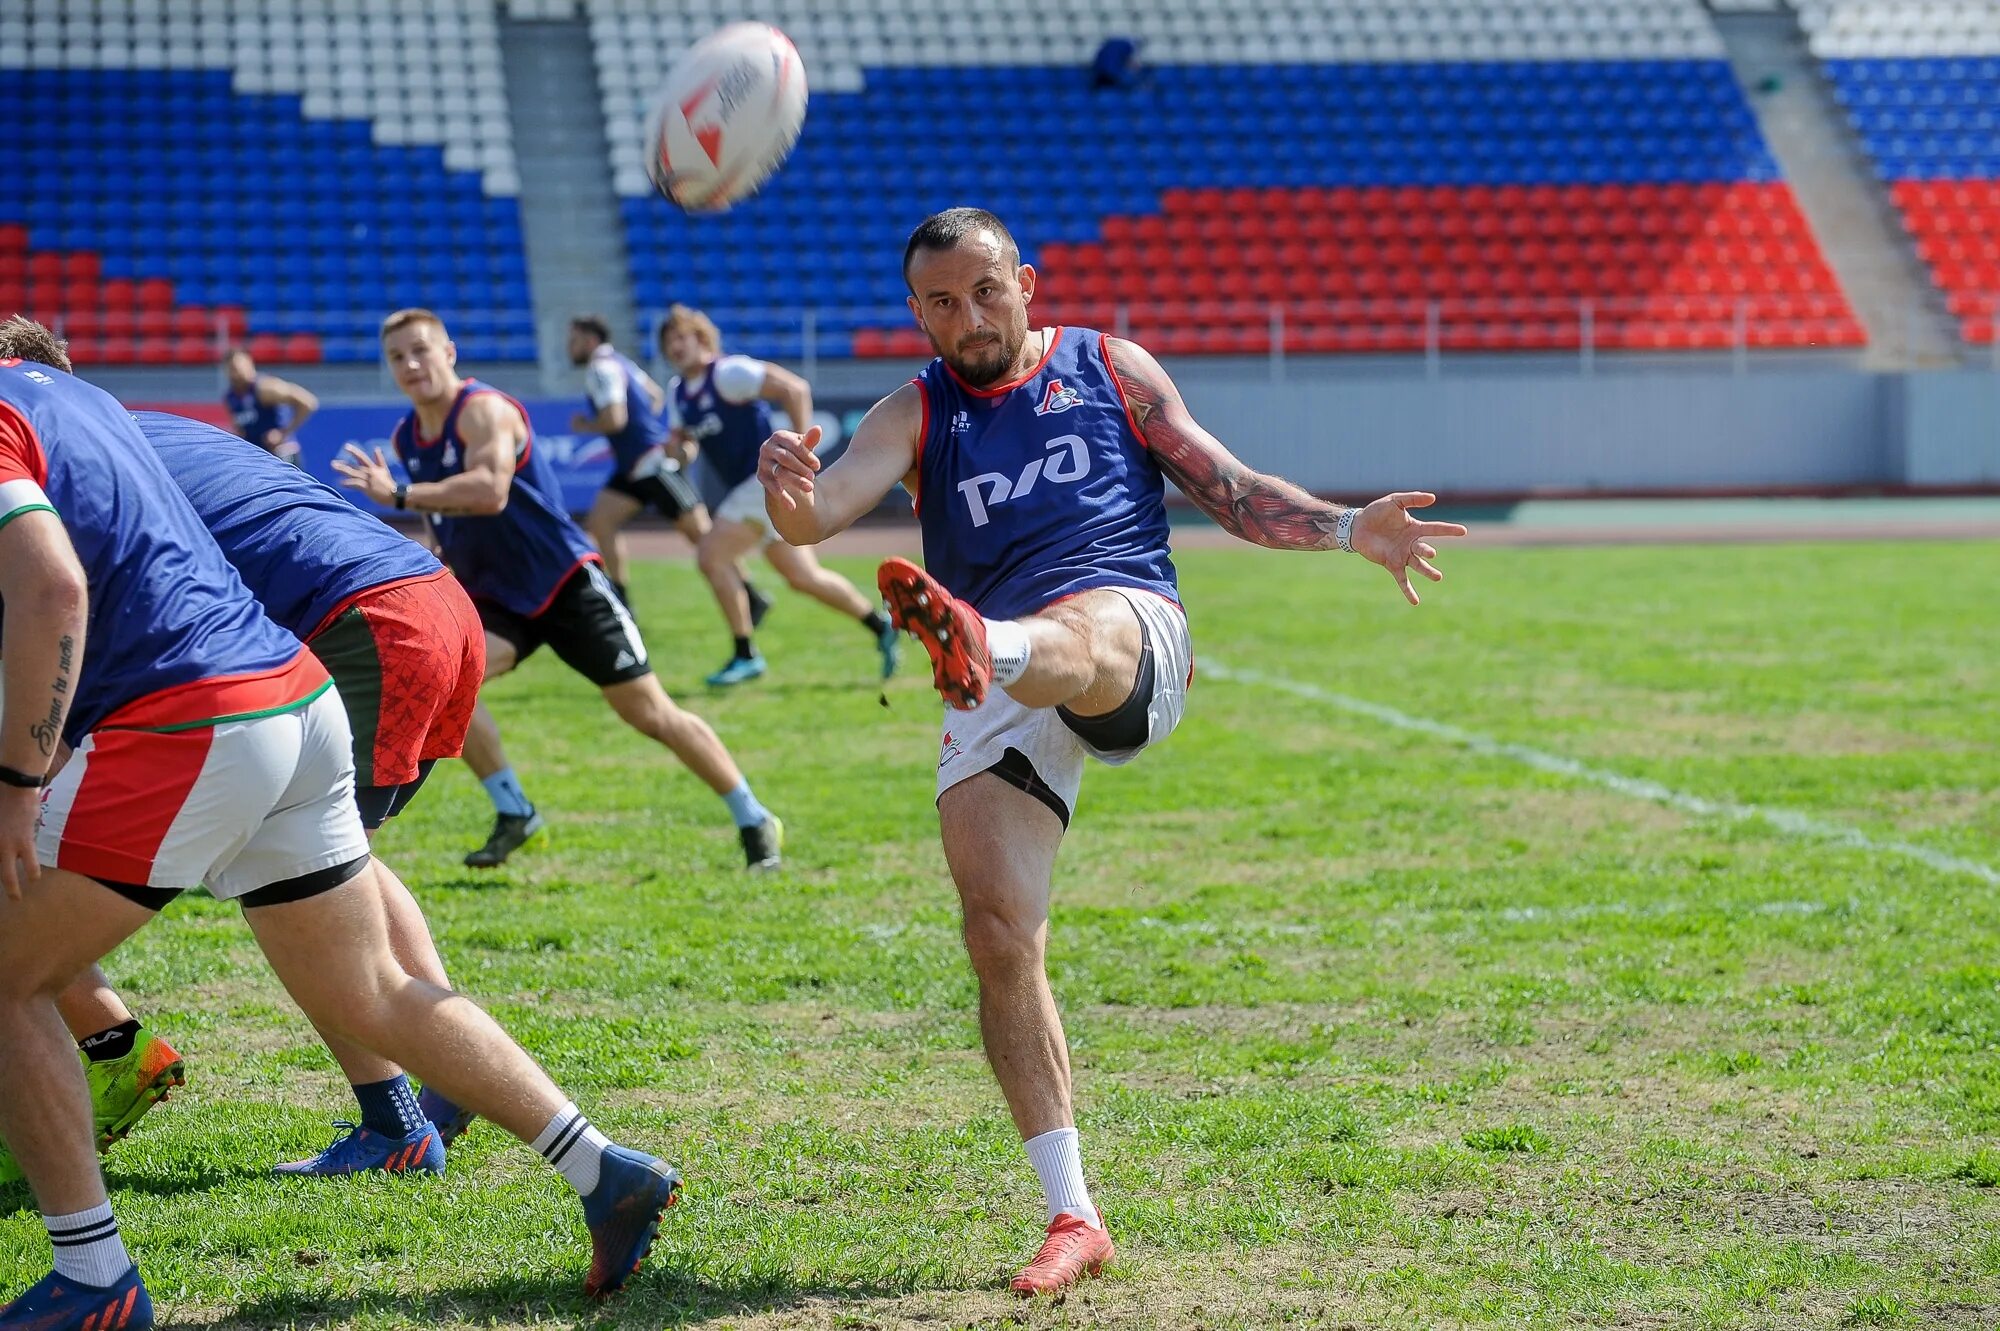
top-left (646, 22), bottom-right (806, 213)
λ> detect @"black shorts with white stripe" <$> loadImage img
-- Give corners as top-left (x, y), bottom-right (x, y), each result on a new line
top-left (475, 562), bottom-right (652, 687)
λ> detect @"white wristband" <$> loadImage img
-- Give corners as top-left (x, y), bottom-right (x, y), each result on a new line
top-left (1335, 506), bottom-right (1358, 553)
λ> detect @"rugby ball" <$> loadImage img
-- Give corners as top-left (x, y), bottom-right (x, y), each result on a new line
top-left (646, 22), bottom-right (807, 213)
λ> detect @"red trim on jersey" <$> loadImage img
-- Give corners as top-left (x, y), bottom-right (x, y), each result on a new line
top-left (526, 554), bottom-right (604, 619)
top-left (942, 327), bottom-right (1066, 398)
top-left (304, 568), bottom-right (451, 642)
top-left (0, 398), bottom-right (51, 486)
top-left (95, 648), bottom-right (330, 732)
top-left (908, 377), bottom-right (929, 516)
top-left (1099, 332), bottom-right (1150, 447)
top-left (56, 725), bottom-right (215, 886)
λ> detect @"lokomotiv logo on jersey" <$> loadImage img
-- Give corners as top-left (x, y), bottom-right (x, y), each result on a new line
top-left (956, 434), bottom-right (1090, 528)
top-left (1034, 379), bottom-right (1080, 416)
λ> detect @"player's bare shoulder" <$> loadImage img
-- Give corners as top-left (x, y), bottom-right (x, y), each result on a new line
top-left (458, 388), bottom-right (528, 443)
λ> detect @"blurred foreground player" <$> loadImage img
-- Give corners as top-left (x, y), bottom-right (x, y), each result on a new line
top-left (337, 308), bottom-right (784, 870)
top-left (0, 317), bottom-right (482, 1180)
top-left (0, 357), bottom-right (680, 1330)
top-left (760, 208), bottom-right (1465, 1296)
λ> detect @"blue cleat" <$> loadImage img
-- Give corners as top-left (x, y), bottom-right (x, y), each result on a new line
top-left (705, 653), bottom-right (767, 688)
top-left (0, 1267), bottom-right (152, 1331)
top-left (875, 613), bottom-right (902, 681)
top-left (272, 1122), bottom-right (443, 1177)
top-left (581, 1146), bottom-right (680, 1298)
top-left (415, 1085), bottom-right (476, 1150)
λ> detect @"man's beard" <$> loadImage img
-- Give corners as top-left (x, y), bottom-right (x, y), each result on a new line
top-left (935, 327), bottom-right (1020, 387)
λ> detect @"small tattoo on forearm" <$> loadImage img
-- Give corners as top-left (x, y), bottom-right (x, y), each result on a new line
top-left (31, 634), bottom-right (73, 754)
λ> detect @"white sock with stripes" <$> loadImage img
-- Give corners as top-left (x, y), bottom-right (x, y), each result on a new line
top-left (533, 1102), bottom-right (611, 1196)
top-left (45, 1201), bottom-right (131, 1287)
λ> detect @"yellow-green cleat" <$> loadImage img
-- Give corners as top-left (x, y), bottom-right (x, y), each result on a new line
top-left (87, 1026), bottom-right (186, 1152)
top-left (0, 1026), bottom-right (185, 1185)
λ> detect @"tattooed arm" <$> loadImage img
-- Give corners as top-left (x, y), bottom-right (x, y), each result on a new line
top-left (1105, 336), bottom-right (1467, 603)
top-left (0, 508), bottom-right (86, 897)
top-left (1106, 336), bottom-right (1350, 549)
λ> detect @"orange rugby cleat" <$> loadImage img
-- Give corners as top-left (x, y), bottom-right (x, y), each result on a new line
top-left (876, 558), bottom-right (992, 710)
top-left (1010, 1212), bottom-right (1115, 1297)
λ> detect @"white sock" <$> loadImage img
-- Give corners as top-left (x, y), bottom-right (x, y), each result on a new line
top-left (984, 617), bottom-right (1031, 687)
top-left (1024, 1126), bottom-right (1099, 1226)
top-left (45, 1201), bottom-right (131, 1287)
top-left (533, 1102), bottom-right (612, 1196)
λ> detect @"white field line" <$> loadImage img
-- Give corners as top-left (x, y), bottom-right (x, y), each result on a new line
top-left (1202, 661), bottom-right (2000, 886)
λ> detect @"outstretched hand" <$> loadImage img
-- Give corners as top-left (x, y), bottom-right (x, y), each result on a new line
top-left (1349, 492), bottom-right (1467, 605)
top-left (332, 443), bottom-right (398, 506)
top-left (758, 425), bottom-right (822, 511)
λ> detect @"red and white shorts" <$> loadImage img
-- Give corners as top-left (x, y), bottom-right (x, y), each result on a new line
top-left (36, 688), bottom-right (371, 902)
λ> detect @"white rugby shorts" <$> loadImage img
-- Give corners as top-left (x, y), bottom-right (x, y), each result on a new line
top-left (714, 476), bottom-right (781, 544)
top-left (38, 686), bottom-right (370, 902)
top-left (936, 587), bottom-right (1191, 825)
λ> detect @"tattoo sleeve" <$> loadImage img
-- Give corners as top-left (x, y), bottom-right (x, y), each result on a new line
top-left (1106, 339), bottom-right (1349, 551)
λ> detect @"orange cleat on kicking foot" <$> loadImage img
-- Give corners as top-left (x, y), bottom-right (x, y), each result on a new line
top-left (1010, 1212), bottom-right (1115, 1297)
top-left (876, 557), bottom-right (992, 710)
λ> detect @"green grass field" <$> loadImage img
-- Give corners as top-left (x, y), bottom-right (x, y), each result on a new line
top-left (4, 539), bottom-right (1998, 1330)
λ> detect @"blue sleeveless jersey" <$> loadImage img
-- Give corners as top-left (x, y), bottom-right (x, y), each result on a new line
top-left (393, 380), bottom-right (598, 617)
top-left (225, 382), bottom-right (286, 443)
top-left (673, 358), bottom-right (772, 488)
top-left (913, 327), bottom-right (1178, 620)
top-left (134, 411), bottom-right (442, 639)
top-left (0, 364), bottom-right (313, 746)
top-left (592, 350), bottom-right (670, 478)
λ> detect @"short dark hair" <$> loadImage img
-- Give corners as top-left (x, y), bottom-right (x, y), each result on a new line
top-left (569, 314), bottom-right (612, 344)
top-left (0, 315), bottom-right (73, 373)
top-left (902, 207), bottom-right (1019, 288)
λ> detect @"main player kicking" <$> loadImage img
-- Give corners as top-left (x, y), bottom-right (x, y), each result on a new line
top-left (337, 308), bottom-right (784, 870)
top-left (565, 312), bottom-right (771, 627)
top-left (0, 316), bottom-right (482, 1181)
top-left (0, 360), bottom-right (680, 1331)
top-left (222, 344), bottom-right (316, 462)
top-left (658, 304), bottom-right (898, 687)
top-left (759, 208), bottom-right (1466, 1296)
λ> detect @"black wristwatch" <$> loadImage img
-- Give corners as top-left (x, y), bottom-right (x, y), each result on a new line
top-left (0, 763), bottom-right (49, 789)
top-left (393, 483), bottom-right (410, 510)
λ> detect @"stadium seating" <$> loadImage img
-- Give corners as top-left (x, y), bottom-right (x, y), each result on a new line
top-left (599, 0), bottom-right (1861, 358)
top-left (1807, 1), bottom-right (2000, 343)
top-left (0, 0), bottom-right (534, 364)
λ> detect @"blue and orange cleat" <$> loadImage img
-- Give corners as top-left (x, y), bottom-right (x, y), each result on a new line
top-left (272, 1122), bottom-right (443, 1178)
top-left (0, 1266), bottom-right (152, 1330)
top-left (877, 558), bottom-right (991, 710)
top-left (581, 1146), bottom-right (681, 1298)
top-left (1010, 1212), bottom-right (1115, 1297)
top-left (415, 1085), bottom-right (476, 1150)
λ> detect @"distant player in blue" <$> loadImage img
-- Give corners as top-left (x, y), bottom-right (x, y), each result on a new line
top-left (221, 346), bottom-right (316, 464)
top-left (335, 308), bottom-right (783, 872)
top-left (759, 208), bottom-right (1466, 1297)
top-left (658, 305), bottom-right (898, 687)
top-left (564, 314), bottom-right (769, 628)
